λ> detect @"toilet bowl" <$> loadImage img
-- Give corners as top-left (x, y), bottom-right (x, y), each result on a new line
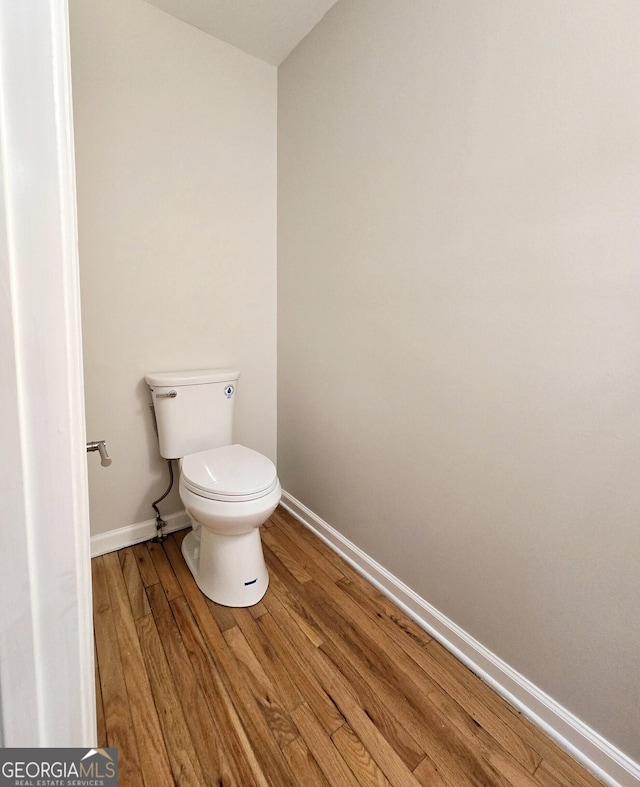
top-left (145, 368), bottom-right (280, 608)
top-left (178, 444), bottom-right (281, 606)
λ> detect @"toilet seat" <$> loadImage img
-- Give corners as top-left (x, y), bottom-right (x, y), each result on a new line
top-left (181, 444), bottom-right (278, 503)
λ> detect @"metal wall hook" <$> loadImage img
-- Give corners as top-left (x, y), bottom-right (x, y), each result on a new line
top-left (86, 440), bottom-right (112, 467)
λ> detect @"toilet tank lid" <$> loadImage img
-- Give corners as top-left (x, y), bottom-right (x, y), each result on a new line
top-left (145, 368), bottom-right (240, 387)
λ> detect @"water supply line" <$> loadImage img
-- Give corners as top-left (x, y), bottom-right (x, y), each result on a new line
top-left (151, 459), bottom-right (173, 543)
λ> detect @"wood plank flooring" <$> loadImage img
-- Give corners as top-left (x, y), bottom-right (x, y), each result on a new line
top-left (92, 506), bottom-right (604, 786)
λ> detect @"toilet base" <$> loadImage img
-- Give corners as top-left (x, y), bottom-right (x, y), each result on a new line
top-left (181, 525), bottom-right (269, 607)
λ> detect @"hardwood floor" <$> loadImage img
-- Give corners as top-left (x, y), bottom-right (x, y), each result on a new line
top-left (92, 506), bottom-right (603, 786)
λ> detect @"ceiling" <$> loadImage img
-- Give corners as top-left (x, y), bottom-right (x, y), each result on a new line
top-left (143, 0), bottom-right (340, 65)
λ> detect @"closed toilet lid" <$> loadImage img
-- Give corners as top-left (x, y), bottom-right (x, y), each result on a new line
top-left (181, 444), bottom-right (277, 499)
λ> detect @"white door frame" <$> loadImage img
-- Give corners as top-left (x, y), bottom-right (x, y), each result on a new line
top-left (0, 0), bottom-right (96, 746)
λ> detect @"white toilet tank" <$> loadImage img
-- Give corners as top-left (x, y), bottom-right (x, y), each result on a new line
top-left (145, 368), bottom-right (240, 459)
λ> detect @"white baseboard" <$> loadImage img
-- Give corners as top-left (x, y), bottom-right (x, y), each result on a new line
top-left (281, 491), bottom-right (640, 787)
top-left (90, 511), bottom-right (190, 558)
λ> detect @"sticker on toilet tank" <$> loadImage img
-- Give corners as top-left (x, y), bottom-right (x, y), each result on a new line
top-left (224, 385), bottom-right (234, 398)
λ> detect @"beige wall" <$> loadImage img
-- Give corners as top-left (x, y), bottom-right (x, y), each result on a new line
top-left (278, 0), bottom-right (640, 761)
top-left (70, 0), bottom-right (277, 536)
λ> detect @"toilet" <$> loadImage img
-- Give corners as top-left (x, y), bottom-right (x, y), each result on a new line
top-left (145, 368), bottom-right (281, 607)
